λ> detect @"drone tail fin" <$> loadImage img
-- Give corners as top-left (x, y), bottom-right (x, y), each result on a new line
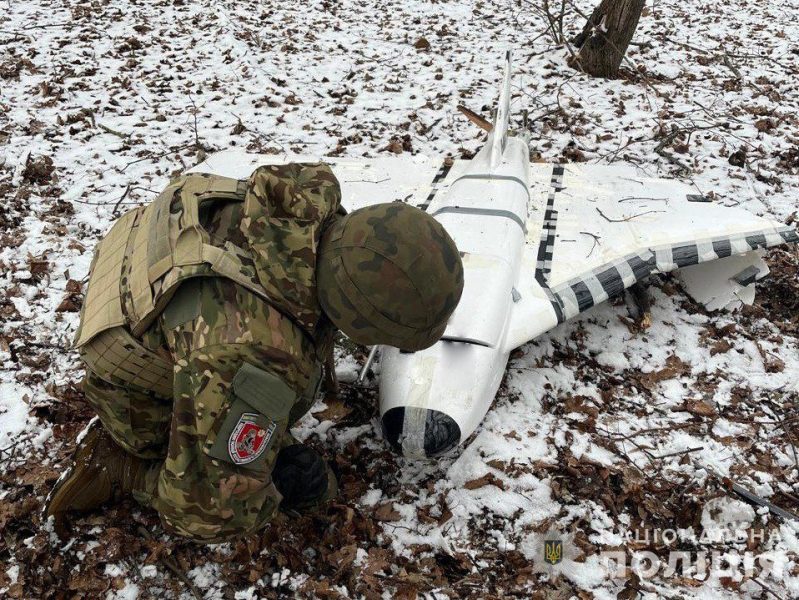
top-left (488, 49), bottom-right (513, 166)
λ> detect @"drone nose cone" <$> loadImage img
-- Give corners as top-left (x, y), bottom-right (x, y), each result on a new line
top-left (380, 407), bottom-right (461, 458)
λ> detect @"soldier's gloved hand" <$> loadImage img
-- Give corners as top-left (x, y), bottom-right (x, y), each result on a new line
top-left (272, 444), bottom-right (336, 512)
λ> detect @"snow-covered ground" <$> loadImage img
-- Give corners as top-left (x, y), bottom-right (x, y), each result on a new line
top-left (2, 0), bottom-right (799, 598)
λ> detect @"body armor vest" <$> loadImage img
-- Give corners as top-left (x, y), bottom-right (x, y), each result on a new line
top-left (74, 173), bottom-right (286, 396)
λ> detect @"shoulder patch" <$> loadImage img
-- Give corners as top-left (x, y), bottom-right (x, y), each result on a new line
top-left (228, 413), bottom-right (275, 465)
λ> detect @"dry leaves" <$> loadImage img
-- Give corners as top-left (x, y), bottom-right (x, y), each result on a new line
top-left (637, 355), bottom-right (690, 392)
top-left (313, 396), bottom-right (353, 423)
top-left (21, 155), bottom-right (55, 185)
top-left (373, 502), bottom-right (401, 522)
top-left (684, 399), bottom-right (716, 417)
top-left (463, 472), bottom-right (506, 491)
top-left (413, 37), bottom-right (431, 50)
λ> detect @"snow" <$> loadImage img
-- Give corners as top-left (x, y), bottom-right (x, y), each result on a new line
top-left (701, 497), bottom-right (757, 532)
top-left (2, 0), bottom-right (799, 597)
top-left (107, 582), bottom-right (140, 600)
top-left (5, 565), bottom-right (19, 584)
top-left (187, 563), bottom-right (227, 598)
top-left (362, 488), bottom-right (384, 507)
top-left (233, 587), bottom-right (259, 600)
top-left (0, 382), bottom-right (32, 448)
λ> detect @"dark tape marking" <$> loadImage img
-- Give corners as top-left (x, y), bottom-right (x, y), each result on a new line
top-left (732, 265), bottom-right (761, 286)
top-left (535, 165), bottom-right (564, 282)
top-left (571, 281), bottom-right (594, 312)
top-left (627, 254), bottom-right (657, 280)
top-left (419, 161), bottom-right (452, 212)
top-left (672, 244), bottom-right (699, 267)
top-left (712, 239), bottom-right (732, 258)
top-left (746, 233), bottom-right (768, 250)
top-left (534, 165), bottom-right (566, 322)
top-left (596, 266), bottom-right (625, 298)
top-left (780, 229), bottom-right (799, 243)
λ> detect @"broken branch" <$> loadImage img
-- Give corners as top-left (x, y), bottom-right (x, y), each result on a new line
top-left (457, 105), bottom-right (493, 132)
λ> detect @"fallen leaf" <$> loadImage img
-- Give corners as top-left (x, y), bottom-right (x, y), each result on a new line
top-left (22, 155), bottom-right (55, 184)
top-left (65, 279), bottom-right (82, 293)
top-left (764, 354), bottom-right (785, 373)
top-left (414, 37), bottom-right (430, 50)
top-left (56, 294), bottom-right (81, 312)
top-left (754, 118), bottom-right (775, 133)
top-left (728, 148), bottom-right (747, 167)
top-left (464, 472), bottom-right (506, 491)
top-left (685, 399), bottom-right (716, 417)
top-left (710, 339), bottom-right (732, 356)
top-left (313, 397), bottom-right (352, 422)
top-left (231, 118), bottom-right (247, 135)
top-left (374, 502), bottom-right (401, 522)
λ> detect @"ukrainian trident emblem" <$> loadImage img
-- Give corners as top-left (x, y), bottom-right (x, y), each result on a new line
top-left (544, 539), bottom-right (563, 565)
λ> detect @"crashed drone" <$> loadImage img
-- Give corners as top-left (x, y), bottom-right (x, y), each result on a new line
top-left (192, 52), bottom-right (799, 459)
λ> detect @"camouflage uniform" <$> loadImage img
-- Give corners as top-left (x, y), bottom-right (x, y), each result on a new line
top-left (55, 160), bottom-right (464, 542)
top-left (79, 164), bottom-right (341, 542)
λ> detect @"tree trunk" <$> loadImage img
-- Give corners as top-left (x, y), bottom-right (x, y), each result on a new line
top-left (569, 0), bottom-right (645, 78)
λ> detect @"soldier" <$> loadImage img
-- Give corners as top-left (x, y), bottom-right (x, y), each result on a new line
top-left (44, 162), bottom-right (464, 542)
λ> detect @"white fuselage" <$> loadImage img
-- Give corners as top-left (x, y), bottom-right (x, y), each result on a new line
top-left (378, 137), bottom-right (539, 458)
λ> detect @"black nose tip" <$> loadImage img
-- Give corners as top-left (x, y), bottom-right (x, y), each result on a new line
top-left (424, 408), bottom-right (461, 457)
top-left (380, 407), bottom-right (461, 458)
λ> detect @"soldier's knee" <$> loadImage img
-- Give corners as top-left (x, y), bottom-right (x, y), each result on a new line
top-left (152, 462), bottom-right (281, 543)
top-left (82, 372), bottom-right (169, 459)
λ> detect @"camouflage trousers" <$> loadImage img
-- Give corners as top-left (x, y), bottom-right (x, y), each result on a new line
top-left (83, 277), bottom-right (321, 542)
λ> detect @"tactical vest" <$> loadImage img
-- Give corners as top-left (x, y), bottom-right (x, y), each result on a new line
top-left (74, 173), bottom-right (284, 397)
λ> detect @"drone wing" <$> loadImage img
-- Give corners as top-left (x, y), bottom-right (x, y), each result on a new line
top-left (189, 150), bottom-right (450, 211)
top-left (191, 152), bottom-right (798, 355)
top-left (505, 163), bottom-right (798, 351)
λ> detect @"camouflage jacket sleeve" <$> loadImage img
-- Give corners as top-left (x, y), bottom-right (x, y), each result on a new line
top-left (239, 163), bottom-right (342, 334)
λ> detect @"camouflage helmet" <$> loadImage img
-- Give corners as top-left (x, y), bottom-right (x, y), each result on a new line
top-left (317, 203), bottom-right (464, 351)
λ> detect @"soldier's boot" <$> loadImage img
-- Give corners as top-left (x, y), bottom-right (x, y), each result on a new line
top-left (272, 444), bottom-right (338, 513)
top-left (44, 420), bottom-right (152, 520)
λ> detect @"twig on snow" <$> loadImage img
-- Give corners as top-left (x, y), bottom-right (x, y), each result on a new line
top-left (187, 93), bottom-right (203, 151)
top-left (97, 123), bottom-right (129, 139)
top-left (655, 446), bottom-right (703, 460)
top-left (112, 184), bottom-right (131, 214)
top-left (597, 422), bottom-right (696, 442)
top-left (750, 577), bottom-right (786, 600)
top-left (578, 231), bottom-right (601, 258)
top-left (617, 196), bottom-right (668, 203)
top-left (596, 207), bottom-right (664, 222)
top-left (137, 527), bottom-right (203, 600)
top-left (119, 144), bottom-right (194, 173)
top-left (720, 50), bottom-right (742, 80)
